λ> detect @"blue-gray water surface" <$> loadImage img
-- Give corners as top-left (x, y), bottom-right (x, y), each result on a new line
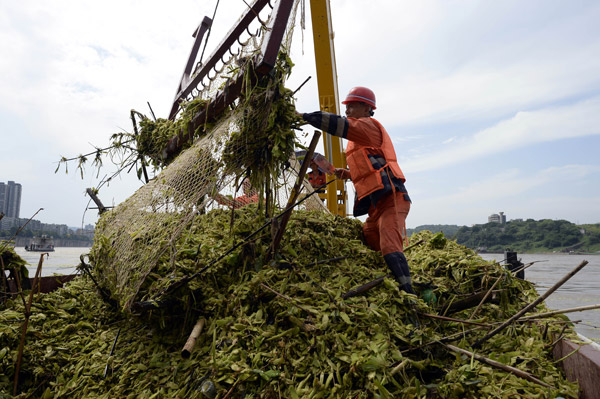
top-left (479, 253), bottom-right (599, 342)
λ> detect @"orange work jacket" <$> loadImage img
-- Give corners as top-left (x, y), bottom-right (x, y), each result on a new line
top-left (345, 118), bottom-right (405, 201)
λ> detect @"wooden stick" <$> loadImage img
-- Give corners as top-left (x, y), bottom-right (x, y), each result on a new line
top-left (400, 327), bottom-right (484, 355)
top-left (420, 313), bottom-right (491, 328)
top-left (260, 283), bottom-right (318, 315)
top-left (520, 304), bottom-right (600, 320)
top-left (181, 318), bottom-right (206, 359)
top-left (441, 290), bottom-right (502, 316)
top-left (86, 188), bottom-right (108, 214)
top-left (443, 343), bottom-right (553, 388)
top-left (103, 328), bottom-right (121, 378)
top-left (519, 319), bottom-right (581, 325)
top-left (268, 131), bottom-right (321, 260)
top-left (469, 274), bottom-right (504, 320)
top-left (509, 260), bottom-right (538, 277)
top-left (548, 325), bottom-right (569, 350)
top-left (342, 241), bottom-right (426, 299)
top-left (0, 255), bottom-right (7, 302)
top-left (473, 260), bottom-right (589, 348)
top-left (304, 256), bottom-right (348, 268)
top-left (390, 359), bottom-right (410, 375)
top-left (14, 253), bottom-right (47, 395)
top-left (404, 239), bottom-right (425, 253)
top-left (342, 274), bottom-right (389, 299)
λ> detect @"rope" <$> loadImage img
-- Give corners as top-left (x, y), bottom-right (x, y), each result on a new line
top-left (198, 0), bottom-right (220, 68)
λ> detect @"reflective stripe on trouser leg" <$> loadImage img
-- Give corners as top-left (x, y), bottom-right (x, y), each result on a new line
top-left (383, 252), bottom-right (415, 294)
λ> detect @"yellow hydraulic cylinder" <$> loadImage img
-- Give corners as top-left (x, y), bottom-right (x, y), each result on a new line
top-left (309, 0), bottom-right (347, 216)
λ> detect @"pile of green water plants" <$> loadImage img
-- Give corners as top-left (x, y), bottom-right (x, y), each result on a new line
top-left (123, 97), bottom-right (211, 170)
top-left (0, 209), bottom-right (580, 398)
top-left (1, 243), bottom-right (29, 304)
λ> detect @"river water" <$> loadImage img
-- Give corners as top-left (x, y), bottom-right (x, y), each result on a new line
top-left (13, 248), bottom-right (600, 342)
top-left (14, 246), bottom-right (88, 277)
top-left (479, 253), bottom-right (600, 343)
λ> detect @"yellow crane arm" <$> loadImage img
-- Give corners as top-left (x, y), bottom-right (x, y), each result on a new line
top-left (309, 0), bottom-right (347, 216)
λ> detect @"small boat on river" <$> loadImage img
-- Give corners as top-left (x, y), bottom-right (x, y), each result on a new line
top-left (25, 235), bottom-right (55, 252)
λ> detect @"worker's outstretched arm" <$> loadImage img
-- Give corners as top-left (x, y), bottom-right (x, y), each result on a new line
top-left (334, 168), bottom-right (351, 180)
top-left (299, 111), bottom-right (382, 147)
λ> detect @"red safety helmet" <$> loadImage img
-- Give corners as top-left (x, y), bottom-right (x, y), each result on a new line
top-left (342, 86), bottom-right (376, 109)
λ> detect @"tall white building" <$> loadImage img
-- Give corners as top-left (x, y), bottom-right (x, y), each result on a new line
top-left (488, 211), bottom-right (506, 224)
top-left (0, 181), bottom-right (22, 218)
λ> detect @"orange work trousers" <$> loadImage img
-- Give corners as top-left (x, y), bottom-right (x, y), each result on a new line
top-left (362, 191), bottom-right (410, 256)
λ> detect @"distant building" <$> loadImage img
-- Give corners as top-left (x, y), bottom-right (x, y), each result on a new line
top-left (0, 181), bottom-right (22, 218)
top-left (42, 223), bottom-right (69, 236)
top-left (0, 216), bottom-right (18, 231)
top-left (76, 224), bottom-right (95, 239)
top-left (0, 217), bottom-right (69, 237)
top-left (488, 211), bottom-right (506, 224)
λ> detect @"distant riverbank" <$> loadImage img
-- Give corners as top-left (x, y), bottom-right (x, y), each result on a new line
top-left (478, 251), bottom-right (600, 255)
top-left (4, 237), bottom-right (92, 248)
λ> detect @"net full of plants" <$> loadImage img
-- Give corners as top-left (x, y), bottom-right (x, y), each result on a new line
top-left (78, 48), bottom-right (312, 315)
top-left (1, 222), bottom-right (580, 398)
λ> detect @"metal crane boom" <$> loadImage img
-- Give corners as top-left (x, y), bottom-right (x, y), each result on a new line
top-left (309, 0), bottom-right (347, 216)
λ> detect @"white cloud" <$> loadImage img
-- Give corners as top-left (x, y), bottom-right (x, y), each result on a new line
top-left (333, 1), bottom-right (600, 128)
top-left (407, 164), bottom-right (600, 226)
top-left (403, 97), bottom-right (600, 173)
top-left (2, 0), bottom-right (600, 227)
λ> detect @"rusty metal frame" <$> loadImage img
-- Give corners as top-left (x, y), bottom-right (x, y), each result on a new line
top-left (164, 0), bottom-right (295, 161)
top-left (168, 16), bottom-right (213, 120)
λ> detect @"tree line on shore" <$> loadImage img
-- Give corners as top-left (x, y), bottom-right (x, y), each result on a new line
top-left (408, 219), bottom-right (600, 253)
top-left (4, 219), bottom-right (599, 254)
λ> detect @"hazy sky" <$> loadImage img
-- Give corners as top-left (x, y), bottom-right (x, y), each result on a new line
top-left (1, 0), bottom-right (599, 228)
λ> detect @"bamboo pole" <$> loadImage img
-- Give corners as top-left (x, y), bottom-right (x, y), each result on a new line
top-left (181, 318), bottom-right (206, 359)
top-left (520, 303), bottom-right (600, 320)
top-left (473, 260), bottom-right (588, 348)
top-left (14, 253), bottom-right (47, 395)
top-left (443, 343), bottom-right (553, 388)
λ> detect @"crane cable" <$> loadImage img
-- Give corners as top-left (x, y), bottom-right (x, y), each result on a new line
top-left (198, 0), bottom-right (221, 68)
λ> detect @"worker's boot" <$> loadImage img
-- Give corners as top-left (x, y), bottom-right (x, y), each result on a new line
top-left (383, 252), bottom-right (415, 295)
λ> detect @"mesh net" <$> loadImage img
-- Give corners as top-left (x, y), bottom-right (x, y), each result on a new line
top-left (90, 0), bottom-right (330, 311)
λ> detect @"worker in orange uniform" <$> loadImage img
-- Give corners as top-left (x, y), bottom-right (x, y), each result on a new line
top-left (308, 156), bottom-right (327, 192)
top-left (297, 87), bottom-right (415, 294)
top-left (213, 178), bottom-right (259, 209)
top-left (295, 150), bottom-right (328, 192)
